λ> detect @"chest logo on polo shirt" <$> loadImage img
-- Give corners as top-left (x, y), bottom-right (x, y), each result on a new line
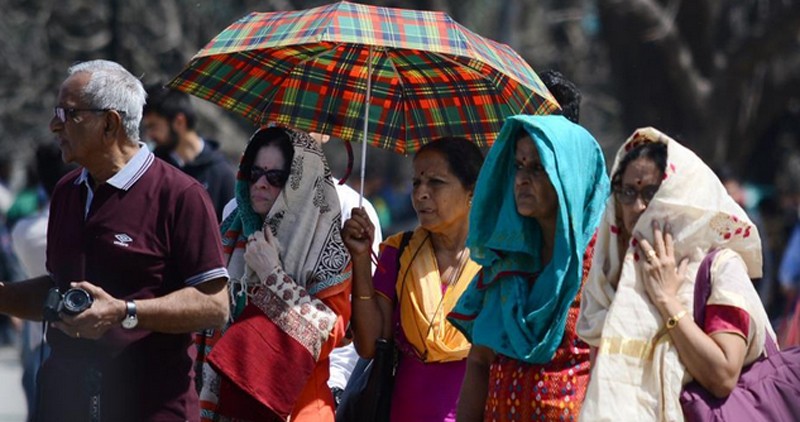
top-left (113, 233), bottom-right (133, 248)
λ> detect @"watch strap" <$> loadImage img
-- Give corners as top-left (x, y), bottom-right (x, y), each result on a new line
top-left (122, 300), bottom-right (138, 329)
top-left (666, 309), bottom-right (688, 330)
top-left (126, 300), bottom-right (137, 317)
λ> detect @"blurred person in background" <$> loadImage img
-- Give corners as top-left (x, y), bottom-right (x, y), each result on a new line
top-left (143, 84), bottom-right (235, 221)
top-left (777, 200), bottom-right (800, 346)
top-left (773, 153), bottom-right (800, 346)
top-left (10, 141), bottom-right (78, 420)
top-left (715, 166), bottom-right (779, 321)
top-left (5, 165), bottom-right (45, 230)
top-left (0, 158), bottom-right (13, 217)
top-left (0, 157), bottom-right (23, 346)
top-left (0, 227), bottom-right (23, 346)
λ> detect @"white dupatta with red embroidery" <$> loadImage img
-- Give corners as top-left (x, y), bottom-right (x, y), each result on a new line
top-left (577, 128), bottom-right (772, 421)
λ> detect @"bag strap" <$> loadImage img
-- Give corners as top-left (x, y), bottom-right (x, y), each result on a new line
top-left (693, 249), bottom-right (779, 356)
top-left (692, 249), bottom-right (720, 329)
top-left (396, 231), bottom-right (413, 275)
top-left (393, 230), bottom-right (414, 308)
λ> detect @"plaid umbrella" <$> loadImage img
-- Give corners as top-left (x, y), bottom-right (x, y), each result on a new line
top-left (168, 0), bottom-right (559, 155)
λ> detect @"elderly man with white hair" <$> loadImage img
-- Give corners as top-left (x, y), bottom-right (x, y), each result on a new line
top-left (0, 60), bottom-right (230, 422)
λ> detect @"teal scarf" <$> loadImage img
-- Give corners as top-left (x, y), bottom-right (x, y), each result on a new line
top-left (220, 174), bottom-right (262, 240)
top-left (219, 157), bottom-right (264, 319)
top-left (449, 115), bottom-right (608, 363)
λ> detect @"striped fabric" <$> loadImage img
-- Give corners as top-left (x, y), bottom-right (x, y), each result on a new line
top-left (169, 1), bottom-right (558, 153)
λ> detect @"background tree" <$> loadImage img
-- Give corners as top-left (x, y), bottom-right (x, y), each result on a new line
top-left (1, 0), bottom-right (798, 197)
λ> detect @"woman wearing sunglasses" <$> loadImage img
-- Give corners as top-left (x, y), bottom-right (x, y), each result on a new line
top-left (577, 128), bottom-right (776, 421)
top-left (196, 127), bottom-right (352, 422)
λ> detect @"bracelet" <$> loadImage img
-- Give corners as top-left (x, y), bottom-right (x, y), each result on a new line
top-left (666, 309), bottom-right (688, 330)
top-left (355, 294), bottom-right (373, 300)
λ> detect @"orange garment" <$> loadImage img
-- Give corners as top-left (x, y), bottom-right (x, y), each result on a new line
top-left (290, 278), bottom-right (352, 421)
top-left (484, 304), bottom-right (590, 421)
top-left (483, 238), bottom-right (595, 422)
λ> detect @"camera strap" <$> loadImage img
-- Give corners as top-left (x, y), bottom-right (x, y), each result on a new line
top-left (86, 366), bottom-right (102, 422)
top-left (33, 321), bottom-right (102, 422)
top-left (33, 320), bottom-right (47, 422)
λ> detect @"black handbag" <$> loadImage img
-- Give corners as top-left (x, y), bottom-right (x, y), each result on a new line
top-left (336, 231), bottom-right (413, 422)
top-left (336, 338), bottom-right (397, 422)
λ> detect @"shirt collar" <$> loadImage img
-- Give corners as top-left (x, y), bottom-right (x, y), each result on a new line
top-left (74, 142), bottom-right (154, 191)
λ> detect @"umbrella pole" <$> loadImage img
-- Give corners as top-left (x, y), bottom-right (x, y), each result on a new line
top-left (359, 46), bottom-right (373, 208)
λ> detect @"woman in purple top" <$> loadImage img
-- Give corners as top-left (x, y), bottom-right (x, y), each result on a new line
top-left (342, 137), bottom-right (484, 421)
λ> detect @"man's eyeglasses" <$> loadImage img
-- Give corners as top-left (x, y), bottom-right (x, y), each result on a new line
top-left (614, 185), bottom-right (660, 206)
top-left (248, 166), bottom-right (289, 188)
top-left (53, 107), bottom-right (126, 123)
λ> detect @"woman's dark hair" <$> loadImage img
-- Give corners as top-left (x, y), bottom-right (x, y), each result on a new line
top-left (611, 141), bottom-right (668, 188)
top-left (539, 69), bottom-right (581, 124)
top-left (414, 137), bottom-right (484, 190)
top-left (241, 127), bottom-right (295, 180)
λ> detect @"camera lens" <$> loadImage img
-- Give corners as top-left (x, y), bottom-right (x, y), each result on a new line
top-left (62, 288), bottom-right (93, 315)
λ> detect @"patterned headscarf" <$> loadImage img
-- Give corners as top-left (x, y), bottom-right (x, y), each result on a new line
top-left (199, 126), bottom-right (350, 421)
top-left (221, 126), bottom-right (349, 306)
top-left (577, 128), bottom-right (767, 421)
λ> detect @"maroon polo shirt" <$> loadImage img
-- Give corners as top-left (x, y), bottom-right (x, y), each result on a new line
top-left (38, 147), bottom-right (227, 422)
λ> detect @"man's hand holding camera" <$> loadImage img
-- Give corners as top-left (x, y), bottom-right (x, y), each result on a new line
top-left (50, 281), bottom-right (127, 340)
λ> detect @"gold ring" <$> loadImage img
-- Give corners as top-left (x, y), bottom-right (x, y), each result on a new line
top-left (647, 250), bottom-right (658, 261)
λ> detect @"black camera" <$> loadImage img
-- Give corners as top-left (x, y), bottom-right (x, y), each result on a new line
top-left (43, 287), bottom-right (94, 322)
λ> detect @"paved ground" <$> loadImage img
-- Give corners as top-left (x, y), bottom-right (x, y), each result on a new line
top-left (0, 345), bottom-right (26, 422)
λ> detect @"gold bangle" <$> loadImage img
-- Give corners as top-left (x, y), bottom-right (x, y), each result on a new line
top-left (355, 294), bottom-right (373, 300)
top-left (666, 310), bottom-right (688, 330)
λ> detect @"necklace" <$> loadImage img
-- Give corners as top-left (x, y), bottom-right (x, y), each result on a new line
top-left (441, 247), bottom-right (470, 287)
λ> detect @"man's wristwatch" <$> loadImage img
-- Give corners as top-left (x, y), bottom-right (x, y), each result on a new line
top-left (121, 300), bottom-right (139, 329)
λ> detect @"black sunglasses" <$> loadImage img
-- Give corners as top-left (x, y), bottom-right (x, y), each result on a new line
top-left (614, 185), bottom-right (660, 206)
top-left (248, 166), bottom-right (289, 187)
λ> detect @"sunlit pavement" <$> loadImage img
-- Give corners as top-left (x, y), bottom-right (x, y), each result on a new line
top-left (0, 345), bottom-right (25, 422)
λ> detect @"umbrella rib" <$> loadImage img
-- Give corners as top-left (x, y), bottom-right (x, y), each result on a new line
top-left (383, 50), bottom-right (422, 154)
top-left (259, 43), bottom-right (347, 125)
top-left (432, 52), bottom-right (496, 85)
top-left (294, 42), bottom-right (345, 67)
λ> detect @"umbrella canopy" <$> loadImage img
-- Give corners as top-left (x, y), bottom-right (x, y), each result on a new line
top-left (168, 0), bottom-right (559, 155)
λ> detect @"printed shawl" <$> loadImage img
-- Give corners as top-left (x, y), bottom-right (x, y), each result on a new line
top-left (448, 115), bottom-right (609, 364)
top-left (388, 228), bottom-right (481, 363)
top-left (577, 128), bottom-right (772, 421)
top-left (198, 127), bottom-right (350, 421)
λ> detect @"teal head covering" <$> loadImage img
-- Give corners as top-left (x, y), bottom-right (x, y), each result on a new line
top-left (448, 115), bottom-right (608, 363)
